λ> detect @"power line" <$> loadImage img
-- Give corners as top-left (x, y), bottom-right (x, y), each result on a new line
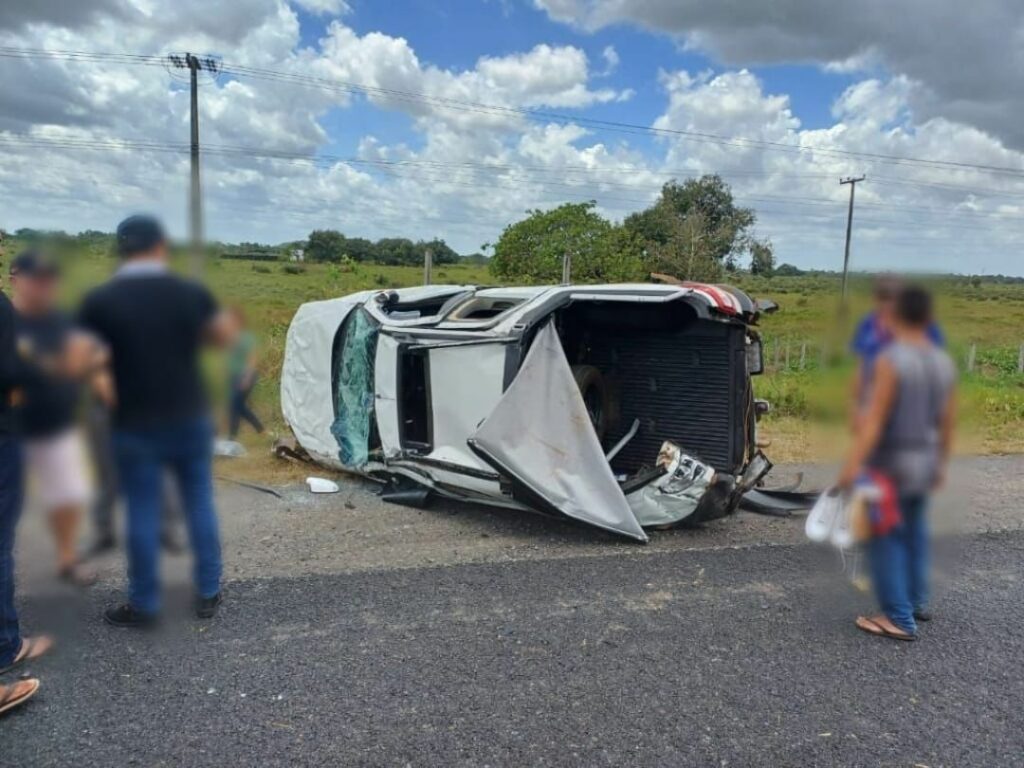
top-left (5, 46), bottom-right (1024, 178)
top-left (2, 134), bottom-right (1022, 231)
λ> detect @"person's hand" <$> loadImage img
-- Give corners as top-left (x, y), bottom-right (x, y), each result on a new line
top-left (62, 332), bottom-right (101, 378)
top-left (837, 462), bottom-right (859, 491)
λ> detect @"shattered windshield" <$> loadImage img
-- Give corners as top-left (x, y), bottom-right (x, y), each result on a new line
top-left (331, 308), bottom-right (379, 467)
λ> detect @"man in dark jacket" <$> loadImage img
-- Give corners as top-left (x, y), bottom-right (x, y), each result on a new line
top-left (0, 276), bottom-right (48, 712)
top-left (79, 216), bottom-right (236, 627)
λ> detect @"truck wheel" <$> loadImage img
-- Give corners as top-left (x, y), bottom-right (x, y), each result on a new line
top-left (571, 365), bottom-right (610, 441)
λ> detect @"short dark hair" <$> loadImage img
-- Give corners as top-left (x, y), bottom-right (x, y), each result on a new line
top-left (873, 274), bottom-right (902, 301)
top-left (116, 214), bottom-right (167, 258)
top-left (9, 249), bottom-right (59, 278)
top-left (895, 285), bottom-right (933, 328)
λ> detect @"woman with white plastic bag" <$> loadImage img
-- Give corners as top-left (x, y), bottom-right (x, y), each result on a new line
top-left (836, 286), bottom-right (956, 642)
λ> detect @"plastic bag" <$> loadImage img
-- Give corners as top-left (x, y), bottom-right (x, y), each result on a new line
top-left (805, 487), bottom-right (843, 542)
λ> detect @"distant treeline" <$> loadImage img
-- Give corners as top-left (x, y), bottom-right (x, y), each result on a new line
top-left (1, 228), bottom-right (487, 266)
top-left (2, 227), bottom-right (1021, 283)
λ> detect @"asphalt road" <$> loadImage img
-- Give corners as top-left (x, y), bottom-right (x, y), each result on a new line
top-left (2, 457), bottom-right (1023, 766)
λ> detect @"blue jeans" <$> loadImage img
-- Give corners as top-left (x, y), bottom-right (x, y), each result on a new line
top-left (869, 495), bottom-right (929, 634)
top-left (0, 436), bottom-right (24, 666)
top-left (113, 418), bottom-right (221, 615)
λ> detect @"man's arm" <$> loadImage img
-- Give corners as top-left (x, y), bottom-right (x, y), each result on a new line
top-left (191, 282), bottom-right (238, 349)
top-left (838, 355), bottom-right (897, 487)
top-left (204, 309), bottom-right (240, 349)
top-left (935, 386), bottom-right (956, 489)
top-left (0, 294), bottom-right (17, 388)
top-left (849, 358), bottom-right (865, 431)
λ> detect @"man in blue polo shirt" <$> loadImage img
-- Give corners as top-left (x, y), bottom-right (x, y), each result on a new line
top-left (79, 215), bottom-right (237, 627)
top-left (851, 276), bottom-right (944, 427)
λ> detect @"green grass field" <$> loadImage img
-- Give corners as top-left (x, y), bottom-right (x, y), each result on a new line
top-left (21, 247), bottom-right (1024, 474)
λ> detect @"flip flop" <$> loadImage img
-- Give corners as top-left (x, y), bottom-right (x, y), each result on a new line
top-left (0, 679), bottom-right (40, 716)
top-left (855, 616), bottom-right (885, 636)
top-left (0, 636), bottom-right (55, 675)
top-left (59, 562), bottom-right (98, 587)
top-left (856, 615), bottom-right (916, 642)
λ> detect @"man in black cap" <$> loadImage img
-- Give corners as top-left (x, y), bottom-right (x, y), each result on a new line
top-left (9, 251), bottom-right (98, 586)
top-left (79, 215), bottom-right (237, 627)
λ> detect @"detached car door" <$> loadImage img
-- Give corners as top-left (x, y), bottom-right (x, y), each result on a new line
top-left (467, 322), bottom-right (648, 542)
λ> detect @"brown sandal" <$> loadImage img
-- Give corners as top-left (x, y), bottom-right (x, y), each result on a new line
top-left (59, 562), bottom-right (98, 587)
top-left (855, 616), bottom-right (885, 636)
top-left (0, 679), bottom-right (40, 716)
top-left (0, 635), bottom-right (55, 674)
top-left (856, 615), bottom-right (917, 642)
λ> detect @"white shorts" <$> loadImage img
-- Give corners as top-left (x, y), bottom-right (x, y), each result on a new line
top-left (24, 429), bottom-right (92, 510)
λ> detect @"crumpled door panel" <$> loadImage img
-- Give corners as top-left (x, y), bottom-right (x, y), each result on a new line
top-left (468, 322), bottom-right (649, 542)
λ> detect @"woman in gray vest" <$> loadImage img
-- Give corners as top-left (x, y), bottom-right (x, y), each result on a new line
top-left (838, 285), bottom-right (956, 641)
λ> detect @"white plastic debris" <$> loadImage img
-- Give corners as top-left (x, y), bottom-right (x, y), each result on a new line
top-left (306, 476), bottom-right (340, 494)
top-left (213, 439), bottom-right (247, 458)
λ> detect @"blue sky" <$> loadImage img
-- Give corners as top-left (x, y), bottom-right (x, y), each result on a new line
top-left (303, 1), bottom-right (857, 164)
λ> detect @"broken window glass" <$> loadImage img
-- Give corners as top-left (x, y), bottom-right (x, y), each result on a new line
top-left (331, 308), bottom-right (379, 467)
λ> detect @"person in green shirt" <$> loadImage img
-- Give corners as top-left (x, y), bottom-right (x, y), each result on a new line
top-left (226, 306), bottom-right (263, 439)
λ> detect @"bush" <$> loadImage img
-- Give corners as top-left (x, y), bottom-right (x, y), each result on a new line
top-left (251, 264), bottom-right (272, 274)
top-left (282, 263), bottom-right (306, 275)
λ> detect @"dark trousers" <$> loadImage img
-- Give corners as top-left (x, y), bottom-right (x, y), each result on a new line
top-left (0, 435), bottom-right (24, 667)
top-left (113, 418), bottom-right (222, 614)
top-left (86, 401), bottom-right (179, 542)
top-left (228, 375), bottom-right (263, 439)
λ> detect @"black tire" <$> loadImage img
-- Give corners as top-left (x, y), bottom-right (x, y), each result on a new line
top-left (571, 364), bottom-right (610, 442)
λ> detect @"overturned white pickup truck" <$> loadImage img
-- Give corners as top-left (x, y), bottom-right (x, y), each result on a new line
top-left (281, 282), bottom-right (779, 542)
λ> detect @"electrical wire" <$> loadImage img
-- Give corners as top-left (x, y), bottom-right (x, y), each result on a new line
top-left (4, 46), bottom-right (1024, 178)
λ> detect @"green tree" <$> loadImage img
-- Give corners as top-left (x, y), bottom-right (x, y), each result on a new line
top-left (625, 175), bottom-right (756, 275)
top-left (489, 202), bottom-right (645, 284)
top-left (375, 238), bottom-right (418, 265)
top-left (749, 240), bottom-right (776, 276)
top-left (306, 229), bottom-right (347, 262)
top-left (642, 210), bottom-right (724, 282)
top-left (418, 238), bottom-right (460, 265)
top-left (775, 263), bottom-right (804, 277)
top-left (343, 237), bottom-right (376, 262)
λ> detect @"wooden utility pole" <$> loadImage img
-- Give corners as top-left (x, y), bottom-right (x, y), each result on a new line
top-left (562, 251), bottom-right (572, 285)
top-left (168, 53), bottom-right (220, 275)
top-left (839, 175), bottom-right (866, 314)
top-left (187, 53), bottom-right (203, 274)
top-left (423, 249), bottom-right (433, 285)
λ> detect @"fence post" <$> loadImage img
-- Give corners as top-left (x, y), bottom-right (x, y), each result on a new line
top-left (785, 338), bottom-right (791, 370)
top-left (966, 343), bottom-right (977, 373)
top-left (799, 342), bottom-right (807, 371)
top-left (1018, 344), bottom-right (1024, 374)
top-left (773, 339), bottom-right (780, 370)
